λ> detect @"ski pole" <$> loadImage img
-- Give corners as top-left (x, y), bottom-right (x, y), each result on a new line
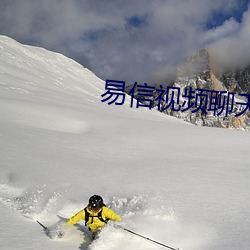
top-left (37, 220), bottom-right (48, 231)
top-left (122, 227), bottom-right (180, 250)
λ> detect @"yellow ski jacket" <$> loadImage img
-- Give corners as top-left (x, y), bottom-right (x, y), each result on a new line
top-left (67, 206), bottom-right (121, 233)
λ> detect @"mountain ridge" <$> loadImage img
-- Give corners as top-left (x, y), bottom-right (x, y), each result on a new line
top-left (125, 48), bottom-right (250, 130)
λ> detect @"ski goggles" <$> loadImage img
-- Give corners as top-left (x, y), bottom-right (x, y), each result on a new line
top-left (89, 205), bottom-right (101, 212)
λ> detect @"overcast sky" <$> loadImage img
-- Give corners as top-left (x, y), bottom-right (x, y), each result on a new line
top-left (0, 0), bottom-right (249, 85)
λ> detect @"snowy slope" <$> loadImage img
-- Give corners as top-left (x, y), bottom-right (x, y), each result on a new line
top-left (0, 36), bottom-right (250, 250)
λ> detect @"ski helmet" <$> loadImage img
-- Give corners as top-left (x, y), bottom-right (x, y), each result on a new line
top-left (89, 195), bottom-right (104, 210)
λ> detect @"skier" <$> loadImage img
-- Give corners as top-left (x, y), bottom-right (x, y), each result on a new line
top-left (66, 194), bottom-right (121, 239)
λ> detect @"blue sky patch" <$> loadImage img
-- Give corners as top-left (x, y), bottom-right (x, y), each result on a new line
top-left (206, 0), bottom-right (249, 29)
top-left (126, 15), bottom-right (147, 28)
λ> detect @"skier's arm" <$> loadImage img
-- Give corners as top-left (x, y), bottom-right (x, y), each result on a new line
top-left (67, 209), bottom-right (85, 225)
top-left (104, 207), bottom-right (122, 222)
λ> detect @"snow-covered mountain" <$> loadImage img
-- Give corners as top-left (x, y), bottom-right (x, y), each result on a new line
top-left (173, 49), bottom-right (250, 129)
top-left (125, 49), bottom-right (250, 130)
top-left (0, 36), bottom-right (250, 250)
top-left (216, 65), bottom-right (250, 94)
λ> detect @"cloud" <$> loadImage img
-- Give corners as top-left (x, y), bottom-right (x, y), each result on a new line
top-left (0, 0), bottom-right (249, 85)
top-left (200, 18), bottom-right (240, 45)
top-left (209, 4), bottom-right (250, 69)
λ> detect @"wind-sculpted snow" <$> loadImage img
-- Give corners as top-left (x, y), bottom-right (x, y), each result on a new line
top-left (0, 99), bottom-right (91, 134)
